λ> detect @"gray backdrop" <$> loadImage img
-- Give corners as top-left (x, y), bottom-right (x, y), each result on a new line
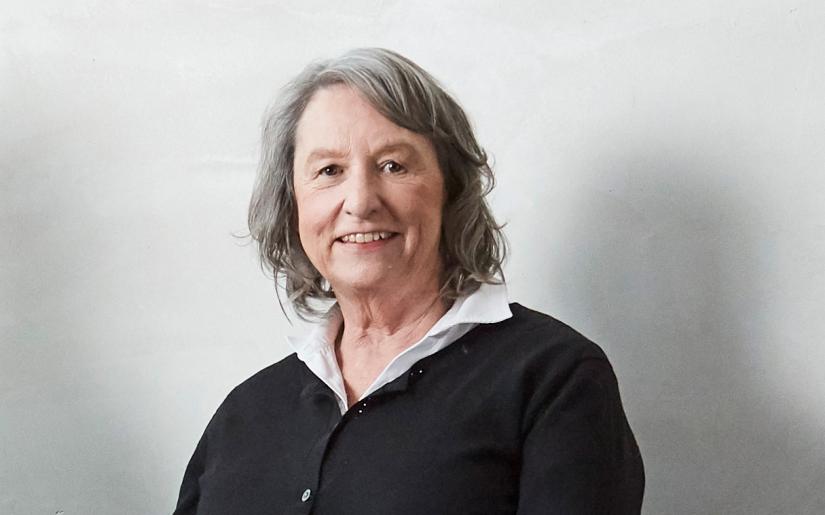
top-left (2, 1), bottom-right (823, 513)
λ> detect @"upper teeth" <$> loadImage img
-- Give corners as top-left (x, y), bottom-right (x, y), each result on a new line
top-left (341, 232), bottom-right (392, 243)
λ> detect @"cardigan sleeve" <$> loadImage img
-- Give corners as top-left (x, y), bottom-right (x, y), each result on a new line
top-left (173, 431), bottom-right (207, 515)
top-left (516, 357), bottom-right (645, 514)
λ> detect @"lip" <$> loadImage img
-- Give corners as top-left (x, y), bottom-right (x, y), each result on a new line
top-left (335, 232), bottom-right (399, 250)
top-left (335, 231), bottom-right (398, 243)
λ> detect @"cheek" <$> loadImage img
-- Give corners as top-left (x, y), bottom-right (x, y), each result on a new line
top-left (294, 191), bottom-right (327, 252)
top-left (424, 183), bottom-right (445, 225)
top-left (410, 186), bottom-right (444, 238)
top-left (297, 204), bottom-right (326, 239)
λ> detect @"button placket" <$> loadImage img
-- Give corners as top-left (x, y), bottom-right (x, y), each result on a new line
top-left (290, 390), bottom-right (340, 514)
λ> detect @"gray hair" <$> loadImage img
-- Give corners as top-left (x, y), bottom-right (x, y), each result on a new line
top-left (248, 48), bottom-right (506, 320)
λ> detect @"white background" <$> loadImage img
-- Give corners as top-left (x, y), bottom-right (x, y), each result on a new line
top-left (2, 1), bottom-right (823, 513)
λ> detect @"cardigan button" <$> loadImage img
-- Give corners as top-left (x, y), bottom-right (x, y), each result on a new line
top-left (301, 488), bottom-right (312, 502)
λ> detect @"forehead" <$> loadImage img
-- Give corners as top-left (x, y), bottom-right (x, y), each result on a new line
top-left (294, 85), bottom-right (431, 157)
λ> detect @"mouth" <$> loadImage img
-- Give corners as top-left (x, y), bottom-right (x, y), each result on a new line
top-left (337, 231), bottom-right (397, 244)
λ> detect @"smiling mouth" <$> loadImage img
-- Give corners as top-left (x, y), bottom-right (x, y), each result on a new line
top-left (338, 231), bottom-right (397, 244)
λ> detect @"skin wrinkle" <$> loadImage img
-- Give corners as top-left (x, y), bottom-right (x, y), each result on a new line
top-left (293, 85), bottom-right (449, 404)
top-left (247, 49), bottom-right (506, 320)
top-left (303, 141), bottom-right (422, 174)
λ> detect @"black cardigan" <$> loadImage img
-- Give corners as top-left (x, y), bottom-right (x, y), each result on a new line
top-left (174, 304), bottom-right (644, 514)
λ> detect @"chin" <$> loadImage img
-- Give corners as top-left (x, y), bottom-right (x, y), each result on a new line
top-left (332, 271), bottom-right (394, 294)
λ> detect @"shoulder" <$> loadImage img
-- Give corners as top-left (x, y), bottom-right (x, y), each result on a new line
top-left (477, 302), bottom-right (609, 366)
top-left (468, 303), bottom-right (631, 435)
top-left (208, 353), bottom-right (310, 426)
top-left (467, 302), bottom-right (622, 415)
top-left (229, 352), bottom-right (307, 399)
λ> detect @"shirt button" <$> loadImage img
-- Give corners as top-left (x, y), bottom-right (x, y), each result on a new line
top-left (301, 488), bottom-right (312, 502)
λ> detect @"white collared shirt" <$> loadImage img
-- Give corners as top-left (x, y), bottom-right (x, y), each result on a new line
top-left (287, 282), bottom-right (513, 414)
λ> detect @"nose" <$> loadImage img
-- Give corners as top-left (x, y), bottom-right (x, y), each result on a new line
top-left (342, 164), bottom-right (381, 219)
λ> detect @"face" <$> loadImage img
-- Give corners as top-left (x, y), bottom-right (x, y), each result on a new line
top-left (292, 85), bottom-right (445, 298)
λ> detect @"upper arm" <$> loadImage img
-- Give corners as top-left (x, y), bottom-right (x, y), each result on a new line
top-left (173, 431), bottom-right (207, 515)
top-left (516, 358), bottom-right (645, 514)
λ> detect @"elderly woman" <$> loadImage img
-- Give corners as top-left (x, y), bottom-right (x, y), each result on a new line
top-left (174, 48), bottom-right (644, 514)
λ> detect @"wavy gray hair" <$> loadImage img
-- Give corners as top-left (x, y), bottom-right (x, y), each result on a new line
top-left (248, 48), bottom-right (506, 320)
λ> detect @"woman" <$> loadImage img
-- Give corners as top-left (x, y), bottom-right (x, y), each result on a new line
top-left (174, 48), bottom-right (644, 514)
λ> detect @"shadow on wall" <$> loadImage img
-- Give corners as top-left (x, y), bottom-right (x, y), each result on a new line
top-left (553, 150), bottom-right (824, 514)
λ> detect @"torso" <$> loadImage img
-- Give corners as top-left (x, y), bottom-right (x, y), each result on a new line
top-left (174, 304), bottom-right (645, 515)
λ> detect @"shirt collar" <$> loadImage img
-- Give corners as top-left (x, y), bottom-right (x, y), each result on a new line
top-left (286, 281), bottom-right (512, 356)
top-left (287, 282), bottom-right (511, 413)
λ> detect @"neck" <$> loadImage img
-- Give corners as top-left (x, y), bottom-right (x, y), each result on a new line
top-left (331, 276), bottom-right (450, 407)
top-left (333, 280), bottom-right (448, 352)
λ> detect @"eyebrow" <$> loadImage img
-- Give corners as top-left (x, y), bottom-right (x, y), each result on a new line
top-left (302, 148), bottom-right (349, 168)
top-left (302, 141), bottom-right (420, 168)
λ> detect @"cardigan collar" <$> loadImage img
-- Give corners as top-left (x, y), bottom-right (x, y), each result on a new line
top-left (288, 282), bottom-right (512, 414)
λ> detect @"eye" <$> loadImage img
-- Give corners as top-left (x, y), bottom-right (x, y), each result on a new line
top-left (380, 160), bottom-right (405, 174)
top-left (317, 165), bottom-right (341, 177)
